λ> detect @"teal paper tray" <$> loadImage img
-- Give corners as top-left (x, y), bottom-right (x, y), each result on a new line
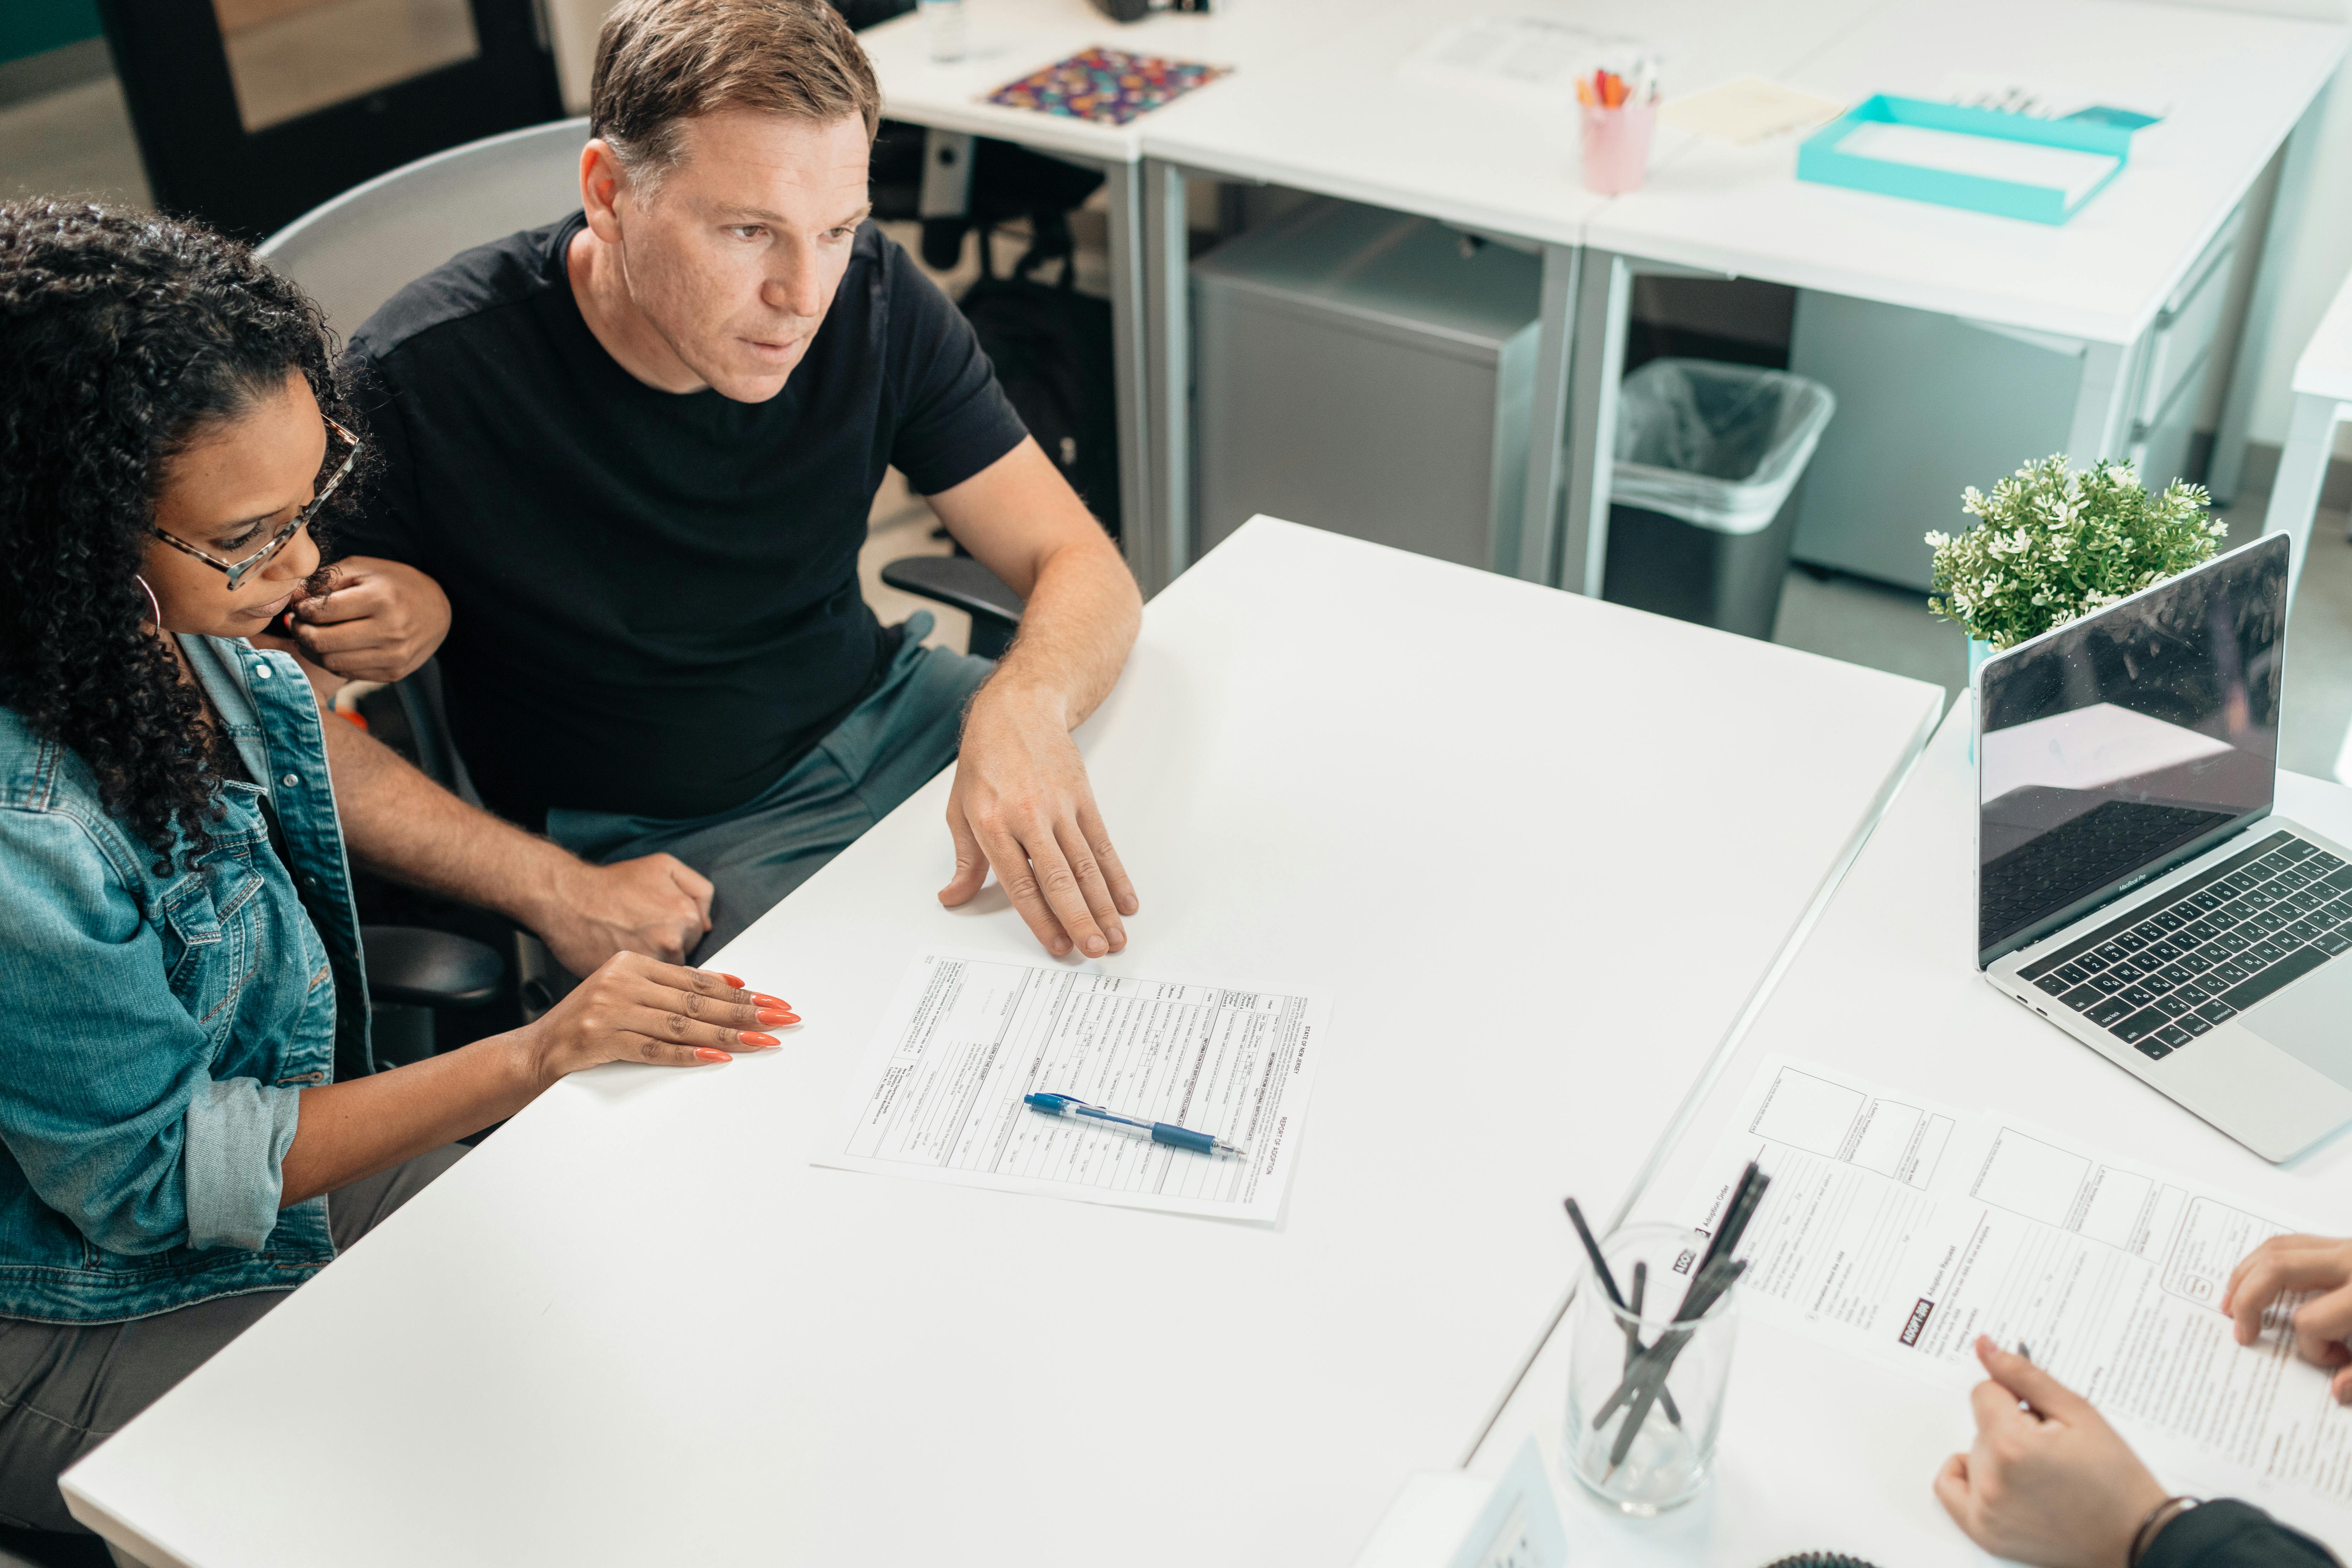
top-left (1797, 95), bottom-right (2132, 225)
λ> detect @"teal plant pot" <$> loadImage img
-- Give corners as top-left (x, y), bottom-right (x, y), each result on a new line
top-left (1966, 637), bottom-right (1994, 763)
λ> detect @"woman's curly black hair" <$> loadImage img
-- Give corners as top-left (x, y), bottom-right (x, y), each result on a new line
top-left (0, 200), bottom-right (369, 874)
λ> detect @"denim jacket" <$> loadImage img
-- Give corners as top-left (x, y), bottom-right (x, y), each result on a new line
top-left (0, 636), bottom-right (373, 1322)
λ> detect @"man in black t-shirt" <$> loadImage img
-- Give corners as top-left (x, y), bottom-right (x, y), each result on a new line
top-left (329, 0), bottom-right (1142, 963)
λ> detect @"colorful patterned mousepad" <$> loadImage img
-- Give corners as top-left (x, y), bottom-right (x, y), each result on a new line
top-left (985, 47), bottom-right (1229, 125)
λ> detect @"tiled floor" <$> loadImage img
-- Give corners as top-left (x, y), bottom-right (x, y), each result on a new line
top-left (5, 73), bottom-right (2347, 781)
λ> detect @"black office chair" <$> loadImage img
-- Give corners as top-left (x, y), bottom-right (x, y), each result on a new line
top-left (346, 663), bottom-right (564, 1045)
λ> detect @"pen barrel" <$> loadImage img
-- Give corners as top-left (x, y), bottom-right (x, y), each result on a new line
top-left (1150, 1124), bottom-right (1218, 1155)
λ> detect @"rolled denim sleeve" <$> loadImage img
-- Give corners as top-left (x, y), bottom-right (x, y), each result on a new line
top-left (0, 808), bottom-right (289, 1255)
top-left (181, 1078), bottom-right (303, 1251)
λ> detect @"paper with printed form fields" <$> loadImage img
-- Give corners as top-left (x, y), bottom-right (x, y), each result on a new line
top-left (818, 950), bottom-right (1326, 1222)
top-left (1684, 1057), bottom-right (2352, 1506)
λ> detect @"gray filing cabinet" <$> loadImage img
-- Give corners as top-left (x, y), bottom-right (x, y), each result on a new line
top-left (1787, 202), bottom-right (2248, 592)
top-left (1191, 199), bottom-right (1543, 573)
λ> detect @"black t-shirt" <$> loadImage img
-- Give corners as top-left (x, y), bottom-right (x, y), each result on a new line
top-left (339, 214), bottom-right (1027, 824)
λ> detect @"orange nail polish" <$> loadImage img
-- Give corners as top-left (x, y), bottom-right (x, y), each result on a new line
top-left (694, 1047), bottom-right (732, 1063)
top-left (751, 992), bottom-right (788, 1009)
top-left (719, 973), bottom-right (744, 989)
top-left (737, 1031), bottom-right (778, 1047)
top-left (756, 1009), bottom-right (793, 1026)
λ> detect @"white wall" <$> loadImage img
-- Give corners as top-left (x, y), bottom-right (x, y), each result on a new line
top-left (2170, 0), bottom-right (2352, 459)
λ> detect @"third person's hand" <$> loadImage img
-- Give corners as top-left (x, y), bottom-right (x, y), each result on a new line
top-left (2225, 1233), bottom-right (2352, 1399)
top-left (1933, 1337), bottom-right (2168, 1568)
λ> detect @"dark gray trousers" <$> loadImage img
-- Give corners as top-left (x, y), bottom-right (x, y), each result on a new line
top-left (0, 1144), bottom-right (466, 1535)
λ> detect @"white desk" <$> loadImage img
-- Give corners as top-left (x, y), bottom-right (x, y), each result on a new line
top-left (62, 520), bottom-right (1941, 1568)
top-left (1566, 0), bottom-right (2349, 596)
top-left (2261, 265), bottom-right (2352, 602)
top-left (1128, 0), bottom-right (2343, 599)
top-left (858, 0), bottom-right (1359, 594)
top-left (1137, 0), bottom-right (1886, 588)
top-left (1472, 703), bottom-right (2352, 1564)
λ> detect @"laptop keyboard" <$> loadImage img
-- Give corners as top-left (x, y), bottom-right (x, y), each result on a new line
top-left (2018, 831), bottom-right (2352, 1063)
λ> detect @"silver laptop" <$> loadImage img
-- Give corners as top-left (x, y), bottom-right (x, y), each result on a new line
top-left (1980, 533), bottom-right (2352, 1161)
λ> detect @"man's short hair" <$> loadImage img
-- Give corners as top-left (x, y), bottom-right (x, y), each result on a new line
top-left (590, 0), bottom-right (881, 193)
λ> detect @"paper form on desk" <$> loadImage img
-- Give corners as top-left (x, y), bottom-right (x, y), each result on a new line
top-left (817, 950), bottom-right (1326, 1222)
top-left (1680, 1057), bottom-right (2352, 1508)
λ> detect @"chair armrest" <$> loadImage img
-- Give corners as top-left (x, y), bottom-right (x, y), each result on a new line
top-left (880, 555), bottom-right (1025, 660)
top-left (362, 926), bottom-right (505, 1009)
top-left (880, 555), bottom-right (1025, 624)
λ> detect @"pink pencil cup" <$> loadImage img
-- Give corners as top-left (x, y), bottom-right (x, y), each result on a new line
top-left (1581, 100), bottom-right (1655, 194)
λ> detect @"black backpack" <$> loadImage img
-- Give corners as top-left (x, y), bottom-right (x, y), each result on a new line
top-left (959, 215), bottom-right (1122, 540)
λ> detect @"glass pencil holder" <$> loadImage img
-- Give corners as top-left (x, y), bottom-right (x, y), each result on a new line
top-left (1563, 1221), bottom-right (1740, 1514)
top-left (1580, 100), bottom-right (1656, 194)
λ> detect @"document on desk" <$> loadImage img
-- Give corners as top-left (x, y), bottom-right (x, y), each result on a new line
top-left (1680, 1057), bottom-right (2352, 1507)
top-left (817, 950), bottom-right (1327, 1222)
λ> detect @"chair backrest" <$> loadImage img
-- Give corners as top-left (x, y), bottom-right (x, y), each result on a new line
top-left (258, 117), bottom-right (590, 337)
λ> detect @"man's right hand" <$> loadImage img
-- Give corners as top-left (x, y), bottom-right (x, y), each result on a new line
top-left (2226, 1233), bottom-right (2352, 1398)
top-left (532, 853), bottom-right (716, 974)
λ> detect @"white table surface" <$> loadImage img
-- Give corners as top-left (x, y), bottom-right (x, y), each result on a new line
top-left (1473, 702), bottom-right (2352, 1564)
top-left (1587, 0), bottom-right (2350, 343)
top-left (1139, 0), bottom-right (1882, 252)
top-left (2294, 266), bottom-right (2352, 405)
top-left (859, 0), bottom-right (1351, 165)
top-left (62, 520), bottom-right (1941, 1568)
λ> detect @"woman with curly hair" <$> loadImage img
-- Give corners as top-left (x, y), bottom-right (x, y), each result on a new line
top-left (0, 201), bottom-right (799, 1538)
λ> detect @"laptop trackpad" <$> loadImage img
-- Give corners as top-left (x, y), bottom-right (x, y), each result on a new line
top-left (2245, 958), bottom-right (2352, 1089)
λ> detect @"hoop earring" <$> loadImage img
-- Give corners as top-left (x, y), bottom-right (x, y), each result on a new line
top-left (133, 574), bottom-right (162, 632)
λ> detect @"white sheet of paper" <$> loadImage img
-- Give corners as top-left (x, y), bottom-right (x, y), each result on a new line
top-left (1398, 16), bottom-right (1634, 108)
top-left (1682, 1056), bottom-right (2352, 1509)
top-left (1942, 72), bottom-right (2170, 126)
top-left (817, 950), bottom-right (1327, 1222)
top-left (1836, 120), bottom-right (2120, 207)
top-left (1660, 77), bottom-right (1846, 146)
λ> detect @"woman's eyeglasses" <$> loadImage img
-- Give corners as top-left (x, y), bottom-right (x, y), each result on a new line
top-left (149, 417), bottom-right (362, 590)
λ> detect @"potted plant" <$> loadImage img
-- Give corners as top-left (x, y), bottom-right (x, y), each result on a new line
top-left (1927, 455), bottom-right (2227, 680)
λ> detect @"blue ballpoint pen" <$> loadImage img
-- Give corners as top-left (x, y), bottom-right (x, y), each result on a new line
top-left (1023, 1092), bottom-right (1248, 1157)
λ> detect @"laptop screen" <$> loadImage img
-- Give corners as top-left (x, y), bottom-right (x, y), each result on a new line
top-left (1977, 534), bottom-right (2288, 967)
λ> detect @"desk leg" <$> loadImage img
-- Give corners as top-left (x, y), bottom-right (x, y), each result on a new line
top-left (2262, 391), bottom-right (2343, 606)
top-left (2209, 81), bottom-right (2335, 506)
top-left (1100, 159), bottom-right (1157, 596)
top-left (1557, 248), bottom-right (1628, 598)
top-left (2065, 337), bottom-right (2136, 466)
top-left (1142, 158), bottom-right (1189, 598)
top-left (1511, 245), bottom-right (1580, 584)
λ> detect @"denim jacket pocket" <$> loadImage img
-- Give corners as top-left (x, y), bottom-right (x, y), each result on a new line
top-left (158, 869), bottom-right (249, 1033)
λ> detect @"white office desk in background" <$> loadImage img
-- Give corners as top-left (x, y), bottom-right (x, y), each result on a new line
top-left (1568, 0), bottom-right (2348, 592)
top-left (1136, 0), bottom-right (1889, 588)
top-left (63, 520), bottom-right (1939, 1568)
top-left (1474, 704), bottom-right (2352, 1566)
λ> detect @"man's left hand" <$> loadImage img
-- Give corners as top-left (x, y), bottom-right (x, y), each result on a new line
top-left (534, 853), bottom-right (716, 974)
top-left (940, 684), bottom-right (1136, 958)
top-left (288, 556), bottom-right (451, 682)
